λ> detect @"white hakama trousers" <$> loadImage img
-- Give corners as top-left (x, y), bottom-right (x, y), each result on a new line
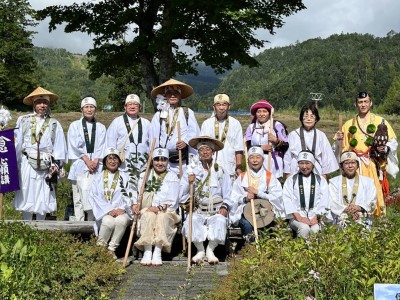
top-left (97, 214), bottom-right (130, 251)
top-left (183, 213), bottom-right (227, 245)
top-left (135, 209), bottom-right (181, 253)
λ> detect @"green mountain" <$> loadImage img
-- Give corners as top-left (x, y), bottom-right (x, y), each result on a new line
top-left (218, 32), bottom-right (400, 112)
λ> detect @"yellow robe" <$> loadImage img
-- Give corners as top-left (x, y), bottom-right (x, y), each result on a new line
top-left (342, 113), bottom-right (397, 216)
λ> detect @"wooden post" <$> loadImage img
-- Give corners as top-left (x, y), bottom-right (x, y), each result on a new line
top-left (122, 139), bottom-right (156, 267)
top-left (243, 137), bottom-right (259, 243)
top-left (338, 114), bottom-right (343, 158)
top-left (177, 121), bottom-right (186, 254)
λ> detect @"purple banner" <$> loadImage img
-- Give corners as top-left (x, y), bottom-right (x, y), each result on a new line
top-left (0, 128), bottom-right (20, 193)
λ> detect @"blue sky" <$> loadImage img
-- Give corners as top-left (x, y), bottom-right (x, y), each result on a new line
top-left (29, 0), bottom-right (400, 55)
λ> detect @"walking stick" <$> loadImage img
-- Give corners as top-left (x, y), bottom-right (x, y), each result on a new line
top-left (122, 138), bottom-right (156, 267)
top-left (187, 179), bottom-right (194, 271)
top-left (177, 121), bottom-right (187, 254)
top-left (267, 107), bottom-right (274, 173)
top-left (243, 137), bottom-right (259, 243)
top-left (338, 114), bottom-right (343, 161)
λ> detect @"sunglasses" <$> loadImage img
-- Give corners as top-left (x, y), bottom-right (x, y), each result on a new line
top-left (358, 92), bottom-right (369, 98)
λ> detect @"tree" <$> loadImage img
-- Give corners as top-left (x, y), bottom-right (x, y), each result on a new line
top-left (36, 0), bottom-right (306, 111)
top-left (382, 76), bottom-right (400, 115)
top-left (0, 0), bottom-right (38, 110)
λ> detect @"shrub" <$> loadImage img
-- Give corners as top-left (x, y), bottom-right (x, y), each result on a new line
top-left (0, 222), bottom-right (124, 299)
top-left (211, 214), bottom-right (400, 300)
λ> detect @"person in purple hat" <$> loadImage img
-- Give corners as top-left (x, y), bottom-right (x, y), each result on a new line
top-left (245, 99), bottom-right (288, 179)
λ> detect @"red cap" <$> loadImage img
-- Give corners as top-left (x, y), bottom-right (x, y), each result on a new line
top-left (250, 99), bottom-right (273, 123)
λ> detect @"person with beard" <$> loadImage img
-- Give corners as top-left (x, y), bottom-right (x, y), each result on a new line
top-left (89, 147), bottom-right (134, 259)
top-left (283, 103), bottom-right (338, 179)
top-left (67, 97), bottom-right (107, 221)
top-left (106, 94), bottom-right (151, 172)
top-left (245, 99), bottom-right (289, 179)
top-left (329, 151), bottom-right (376, 226)
top-left (181, 136), bottom-right (232, 264)
top-left (282, 150), bottom-right (329, 239)
top-left (150, 79), bottom-right (200, 175)
top-left (14, 87), bottom-right (67, 220)
top-left (132, 148), bottom-right (181, 266)
top-left (200, 94), bottom-right (243, 183)
top-left (230, 146), bottom-right (284, 241)
top-left (335, 92), bottom-right (398, 216)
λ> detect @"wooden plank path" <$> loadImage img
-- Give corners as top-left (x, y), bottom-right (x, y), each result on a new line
top-left (112, 260), bottom-right (229, 300)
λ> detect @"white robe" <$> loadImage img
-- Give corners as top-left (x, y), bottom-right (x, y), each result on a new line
top-left (67, 118), bottom-right (107, 180)
top-left (150, 107), bottom-right (200, 174)
top-left (106, 115), bottom-right (151, 171)
top-left (230, 168), bottom-right (284, 224)
top-left (282, 173), bottom-right (330, 220)
top-left (283, 127), bottom-right (339, 176)
top-left (201, 116), bottom-right (244, 177)
top-left (329, 175), bottom-right (377, 218)
top-left (14, 115), bottom-right (67, 215)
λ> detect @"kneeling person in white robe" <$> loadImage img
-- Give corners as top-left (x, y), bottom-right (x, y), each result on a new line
top-left (89, 147), bottom-right (133, 258)
top-left (132, 148), bottom-right (181, 266)
top-left (329, 151), bottom-right (377, 226)
top-left (182, 136), bottom-right (233, 264)
top-left (282, 150), bottom-right (329, 239)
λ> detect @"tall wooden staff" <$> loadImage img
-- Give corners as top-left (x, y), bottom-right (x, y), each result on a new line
top-left (186, 177), bottom-right (194, 271)
top-left (338, 114), bottom-right (343, 160)
top-left (267, 107), bottom-right (274, 173)
top-left (122, 138), bottom-right (156, 267)
top-left (177, 121), bottom-right (187, 253)
top-left (243, 137), bottom-right (259, 243)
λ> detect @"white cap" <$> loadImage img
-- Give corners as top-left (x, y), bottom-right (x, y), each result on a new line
top-left (81, 97), bottom-right (97, 108)
top-left (248, 146), bottom-right (264, 158)
top-left (340, 151), bottom-right (358, 163)
top-left (125, 94), bottom-right (140, 105)
top-left (103, 147), bottom-right (121, 162)
top-left (214, 93), bottom-right (230, 104)
top-left (297, 151), bottom-right (315, 165)
top-left (152, 148), bottom-right (169, 159)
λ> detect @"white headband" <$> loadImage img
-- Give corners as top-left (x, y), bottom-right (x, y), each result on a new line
top-left (81, 97), bottom-right (97, 108)
top-left (33, 95), bottom-right (50, 103)
top-left (197, 141), bottom-right (216, 151)
top-left (340, 151), bottom-right (358, 163)
top-left (297, 151), bottom-right (315, 165)
top-left (248, 146), bottom-right (264, 158)
top-left (152, 148), bottom-right (169, 159)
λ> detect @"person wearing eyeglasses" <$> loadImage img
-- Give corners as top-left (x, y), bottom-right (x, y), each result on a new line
top-left (106, 94), bottom-right (151, 172)
top-left (282, 150), bottom-right (329, 239)
top-left (329, 151), bottom-right (376, 227)
top-left (150, 79), bottom-right (200, 175)
top-left (200, 94), bottom-right (244, 183)
top-left (14, 87), bottom-right (68, 221)
top-left (283, 103), bottom-right (339, 179)
top-left (335, 92), bottom-right (398, 217)
top-left (89, 147), bottom-right (134, 259)
top-left (131, 148), bottom-right (181, 266)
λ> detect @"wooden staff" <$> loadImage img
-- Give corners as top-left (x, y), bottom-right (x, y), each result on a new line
top-left (267, 108), bottom-right (274, 173)
top-left (243, 137), bottom-right (259, 243)
top-left (186, 179), bottom-right (194, 271)
top-left (0, 193), bottom-right (3, 219)
top-left (122, 138), bottom-right (156, 267)
top-left (338, 114), bottom-right (343, 160)
top-left (177, 121), bottom-right (187, 253)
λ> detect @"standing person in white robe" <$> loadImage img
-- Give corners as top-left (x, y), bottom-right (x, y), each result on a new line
top-left (181, 136), bottom-right (232, 264)
top-left (283, 103), bottom-right (338, 179)
top-left (106, 94), bottom-right (151, 172)
top-left (150, 79), bottom-right (200, 175)
top-left (200, 93), bottom-right (243, 183)
top-left (282, 150), bottom-right (330, 239)
top-left (132, 148), bottom-right (181, 266)
top-left (14, 87), bottom-right (67, 220)
top-left (67, 97), bottom-right (106, 221)
top-left (230, 146), bottom-right (284, 241)
top-left (329, 151), bottom-right (377, 227)
top-left (245, 99), bottom-right (289, 179)
top-left (89, 147), bottom-right (134, 259)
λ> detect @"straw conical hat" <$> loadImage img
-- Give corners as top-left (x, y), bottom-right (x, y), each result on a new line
top-left (243, 199), bottom-right (274, 229)
top-left (150, 79), bottom-right (193, 99)
top-left (188, 136), bottom-right (224, 151)
top-left (23, 87), bottom-right (59, 106)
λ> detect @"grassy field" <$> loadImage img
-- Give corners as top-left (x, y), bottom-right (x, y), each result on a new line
top-left (3, 108), bottom-right (399, 220)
